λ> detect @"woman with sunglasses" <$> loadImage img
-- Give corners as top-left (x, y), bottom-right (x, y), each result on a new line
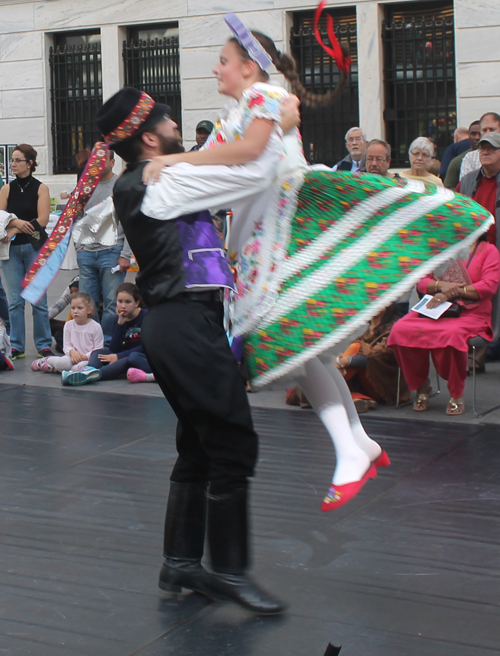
top-left (0, 144), bottom-right (52, 360)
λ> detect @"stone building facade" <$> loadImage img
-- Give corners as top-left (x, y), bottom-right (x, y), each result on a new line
top-left (0, 0), bottom-right (499, 191)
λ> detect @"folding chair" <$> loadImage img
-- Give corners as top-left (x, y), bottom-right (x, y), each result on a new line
top-left (469, 286), bottom-right (500, 419)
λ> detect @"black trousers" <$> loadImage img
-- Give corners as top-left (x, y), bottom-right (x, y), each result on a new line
top-left (141, 296), bottom-right (258, 494)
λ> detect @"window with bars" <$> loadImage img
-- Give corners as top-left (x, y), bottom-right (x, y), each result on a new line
top-left (49, 31), bottom-right (103, 175)
top-left (383, 1), bottom-right (456, 167)
top-left (291, 8), bottom-right (358, 167)
top-left (123, 24), bottom-right (182, 133)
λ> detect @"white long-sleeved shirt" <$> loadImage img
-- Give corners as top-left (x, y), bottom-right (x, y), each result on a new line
top-left (63, 319), bottom-right (104, 359)
top-left (141, 132), bottom-right (303, 252)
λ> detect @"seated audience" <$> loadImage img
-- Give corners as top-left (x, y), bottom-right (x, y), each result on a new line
top-left (48, 275), bottom-right (79, 353)
top-left (61, 283), bottom-right (152, 385)
top-left (439, 127), bottom-right (470, 180)
top-left (31, 292), bottom-right (103, 377)
top-left (364, 139), bottom-right (392, 177)
top-left (388, 235), bottom-right (500, 415)
top-left (332, 127), bottom-right (368, 172)
top-left (460, 112), bottom-right (500, 180)
top-left (399, 137), bottom-right (444, 187)
top-left (0, 317), bottom-right (13, 371)
top-left (335, 304), bottom-right (410, 412)
top-left (444, 121), bottom-right (481, 189)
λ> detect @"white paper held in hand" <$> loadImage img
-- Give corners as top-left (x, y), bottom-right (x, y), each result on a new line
top-left (411, 294), bottom-right (452, 320)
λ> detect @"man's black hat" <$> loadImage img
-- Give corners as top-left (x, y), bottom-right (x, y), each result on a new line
top-left (96, 87), bottom-right (171, 146)
top-left (196, 120), bottom-right (214, 134)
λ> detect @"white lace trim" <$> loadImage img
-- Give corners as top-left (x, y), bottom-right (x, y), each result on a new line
top-left (280, 182), bottom-right (415, 281)
top-left (252, 217), bottom-right (494, 388)
top-left (258, 183), bottom-right (455, 330)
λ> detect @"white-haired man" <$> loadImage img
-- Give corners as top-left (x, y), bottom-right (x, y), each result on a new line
top-left (332, 127), bottom-right (368, 173)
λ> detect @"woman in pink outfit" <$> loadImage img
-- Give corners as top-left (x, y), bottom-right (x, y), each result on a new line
top-left (388, 236), bottom-right (500, 415)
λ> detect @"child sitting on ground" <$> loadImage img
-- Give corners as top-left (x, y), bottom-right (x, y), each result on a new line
top-left (31, 292), bottom-right (104, 382)
top-left (0, 318), bottom-right (14, 371)
top-left (48, 275), bottom-right (80, 353)
top-left (61, 282), bottom-right (154, 386)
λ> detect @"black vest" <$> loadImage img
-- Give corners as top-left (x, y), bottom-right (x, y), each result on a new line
top-left (113, 162), bottom-right (186, 306)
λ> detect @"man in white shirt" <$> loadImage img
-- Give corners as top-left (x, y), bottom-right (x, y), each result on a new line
top-left (460, 112), bottom-right (500, 180)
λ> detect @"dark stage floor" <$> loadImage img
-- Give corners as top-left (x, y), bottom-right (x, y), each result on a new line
top-left (1, 383), bottom-right (499, 656)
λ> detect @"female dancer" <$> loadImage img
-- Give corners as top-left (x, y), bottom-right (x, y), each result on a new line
top-left (142, 14), bottom-right (491, 511)
top-left (141, 18), bottom-right (392, 511)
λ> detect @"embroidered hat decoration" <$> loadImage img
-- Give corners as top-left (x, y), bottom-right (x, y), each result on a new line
top-left (104, 92), bottom-right (155, 143)
top-left (22, 87), bottom-right (167, 304)
top-left (224, 13), bottom-right (273, 71)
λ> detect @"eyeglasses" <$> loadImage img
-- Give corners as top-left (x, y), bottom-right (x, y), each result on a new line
top-left (346, 137), bottom-right (365, 143)
top-left (410, 151), bottom-right (431, 159)
top-left (366, 156), bottom-right (388, 163)
top-left (10, 158), bottom-right (28, 164)
top-left (478, 144), bottom-right (500, 151)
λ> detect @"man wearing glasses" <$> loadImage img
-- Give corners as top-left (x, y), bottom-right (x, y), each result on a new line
top-left (364, 139), bottom-right (392, 177)
top-left (332, 126), bottom-right (368, 173)
top-left (458, 132), bottom-right (500, 247)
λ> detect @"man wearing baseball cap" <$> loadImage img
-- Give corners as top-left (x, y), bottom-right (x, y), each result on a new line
top-left (457, 131), bottom-right (500, 371)
top-left (190, 120), bottom-right (214, 151)
top-left (458, 131), bottom-right (500, 248)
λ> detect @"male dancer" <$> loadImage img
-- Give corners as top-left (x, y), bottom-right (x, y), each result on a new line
top-left (96, 87), bottom-right (290, 615)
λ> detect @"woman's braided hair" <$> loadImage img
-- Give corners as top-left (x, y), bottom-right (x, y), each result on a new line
top-left (230, 31), bottom-right (348, 108)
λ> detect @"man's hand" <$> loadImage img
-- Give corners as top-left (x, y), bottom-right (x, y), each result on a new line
top-left (280, 94), bottom-right (301, 134)
top-left (117, 257), bottom-right (130, 273)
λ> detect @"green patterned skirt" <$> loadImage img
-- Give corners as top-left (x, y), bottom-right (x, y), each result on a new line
top-left (237, 170), bottom-right (493, 388)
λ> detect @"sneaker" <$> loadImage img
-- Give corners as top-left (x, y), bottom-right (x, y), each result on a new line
top-left (31, 357), bottom-right (48, 371)
top-left (42, 362), bottom-right (56, 373)
top-left (4, 355), bottom-right (14, 371)
top-left (11, 349), bottom-right (25, 360)
top-left (61, 366), bottom-right (102, 386)
top-left (38, 348), bottom-right (54, 358)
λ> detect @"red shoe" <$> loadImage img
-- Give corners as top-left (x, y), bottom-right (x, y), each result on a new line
top-left (321, 465), bottom-right (377, 512)
top-left (373, 450), bottom-right (391, 469)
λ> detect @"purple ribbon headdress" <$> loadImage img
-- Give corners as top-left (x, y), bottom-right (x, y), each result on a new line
top-left (224, 13), bottom-right (273, 71)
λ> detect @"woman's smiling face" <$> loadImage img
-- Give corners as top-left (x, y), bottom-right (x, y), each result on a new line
top-left (213, 40), bottom-right (252, 99)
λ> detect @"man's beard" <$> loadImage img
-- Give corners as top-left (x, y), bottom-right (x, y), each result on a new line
top-left (157, 132), bottom-right (185, 156)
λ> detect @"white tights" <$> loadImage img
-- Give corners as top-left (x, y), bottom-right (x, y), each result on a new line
top-left (298, 357), bottom-right (382, 486)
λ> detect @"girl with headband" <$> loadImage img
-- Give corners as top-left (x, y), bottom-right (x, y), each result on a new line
top-left (141, 11), bottom-right (491, 512)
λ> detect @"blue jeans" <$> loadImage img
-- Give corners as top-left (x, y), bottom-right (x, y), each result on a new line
top-left (0, 265), bottom-right (10, 332)
top-left (2, 244), bottom-right (52, 352)
top-left (77, 248), bottom-right (125, 345)
top-left (89, 349), bottom-right (152, 381)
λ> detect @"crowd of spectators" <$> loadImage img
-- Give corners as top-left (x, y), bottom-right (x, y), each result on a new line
top-left (1, 113), bottom-right (500, 416)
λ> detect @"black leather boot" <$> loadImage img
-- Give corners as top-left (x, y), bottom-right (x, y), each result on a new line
top-left (158, 481), bottom-right (210, 595)
top-left (205, 484), bottom-right (287, 615)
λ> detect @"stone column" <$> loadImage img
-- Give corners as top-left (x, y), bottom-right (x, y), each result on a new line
top-left (101, 25), bottom-right (126, 103)
top-left (356, 1), bottom-right (385, 141)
